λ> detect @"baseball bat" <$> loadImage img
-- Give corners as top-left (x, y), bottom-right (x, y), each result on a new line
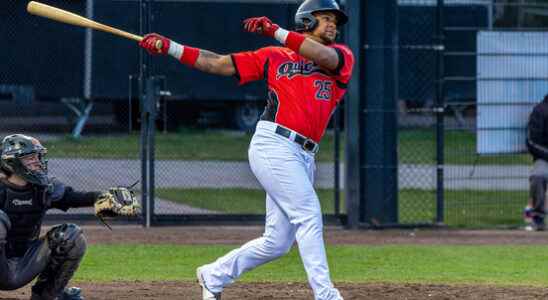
top-left (27, 1), bottom-right (143, 42)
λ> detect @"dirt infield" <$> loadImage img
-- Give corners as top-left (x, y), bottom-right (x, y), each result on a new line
top-left (2, 281), bottom-right (547, 300)
top-left (1, 226), bottom-right (548, 300)
top-left (77, 226), bottom-right (548, 246)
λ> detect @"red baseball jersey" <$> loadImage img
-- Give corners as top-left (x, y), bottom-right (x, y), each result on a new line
top-left (231, 44), bottom-right (354, 142)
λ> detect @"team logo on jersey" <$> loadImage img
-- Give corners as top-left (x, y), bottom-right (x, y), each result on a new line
top-left (276, 61), bottom-right (327, 80)
top-left (12, 198), bottom-right (33, 206)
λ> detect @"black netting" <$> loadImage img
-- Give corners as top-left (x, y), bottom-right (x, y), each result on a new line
top-left (1, 1), bottom-right (139, 219)
top-left (398, 2), bottom-right (438, 224)
top-left (1, 0), bottom-right (345, 224)
top-left (440, 1), bottom-right (547, 227)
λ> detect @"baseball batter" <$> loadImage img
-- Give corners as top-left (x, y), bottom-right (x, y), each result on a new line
top-left (140, 0), bottom-right (354, 299)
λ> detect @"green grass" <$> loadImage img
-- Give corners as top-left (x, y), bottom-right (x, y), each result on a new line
top-left (45, 128), bottom-right (531, 164)
top-left (46, 131), bottom-right (252, 161)
top-left (76, 244), bottom-right (548, 286)
top-left (398, 129), bottom-right (531, 165)
top-left (156, 188), bottom-right (528, 227)
top-left (398, 189), bottom-right (529, 227)
top-left (155, 188), bottom-right (338, 214)
top-left (46, 130), bottom-right (337, 162)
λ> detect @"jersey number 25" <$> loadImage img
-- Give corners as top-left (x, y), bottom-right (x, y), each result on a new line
top-left (314, 80), bottom-right (333, 101)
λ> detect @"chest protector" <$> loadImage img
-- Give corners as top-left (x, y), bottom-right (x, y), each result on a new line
top-left (0, 183), bottom-right (49, 257)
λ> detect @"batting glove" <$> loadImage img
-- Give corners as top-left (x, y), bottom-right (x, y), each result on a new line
top-left (243, 16), bottom-right (280, 38)
top-left (140, 33), bottom-right (170, 55)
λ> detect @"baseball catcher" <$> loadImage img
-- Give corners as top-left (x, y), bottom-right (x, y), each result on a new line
top-left (0, 134), bottom-right (140, 300)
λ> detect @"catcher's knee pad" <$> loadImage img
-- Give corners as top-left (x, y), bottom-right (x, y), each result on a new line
top-left (47, 224), bottom-right (87, 259)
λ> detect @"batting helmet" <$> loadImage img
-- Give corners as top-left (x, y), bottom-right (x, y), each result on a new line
top-left (295, 0), bottom-right (348, 32)
top-left (0, 134), bottom-right (49, 186)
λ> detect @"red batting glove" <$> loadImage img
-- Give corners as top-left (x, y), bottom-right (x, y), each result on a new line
top-left (139, 33), bottom-right (170, 55)
top-left (243, 17), bottom-right (279, 38)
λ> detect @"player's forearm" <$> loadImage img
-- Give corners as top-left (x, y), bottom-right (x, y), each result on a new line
top-left (52, 188), bottom-right (101, 211)
top-left (167, 41), bottom-right (235, 76)
top-left (194, 50), bottom-right (236, 76)
top-left (66, 190), bottom-right (102, 207)
top-left (298, 38), bottom-right (339, 71)
top-left (242, 18), bottom-right (340, 72)
top-left (272, 28), bottom-right (339, 72)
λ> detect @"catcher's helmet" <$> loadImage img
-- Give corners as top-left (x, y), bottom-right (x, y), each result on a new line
top-left (0, 134), bottom-right (48, 186)
top-left (295, 0), bottom-right (348, 32)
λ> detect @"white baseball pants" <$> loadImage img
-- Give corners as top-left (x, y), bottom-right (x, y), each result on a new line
top-left (199, 121), bottom-right (342, 300)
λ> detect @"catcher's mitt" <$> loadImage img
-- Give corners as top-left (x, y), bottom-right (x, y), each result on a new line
top-left (94, 187), bottom-right (140, 218)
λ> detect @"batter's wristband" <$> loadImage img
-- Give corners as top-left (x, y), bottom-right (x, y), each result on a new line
top-left (180, 46), bottom-right (200, 67)
top-left (285, 31), bottom-right (306, 53)
top-left (167, 42), bottom-right (200, 67)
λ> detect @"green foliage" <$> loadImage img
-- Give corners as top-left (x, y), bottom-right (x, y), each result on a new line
top-left (77, 244), bottom-right (548, 286)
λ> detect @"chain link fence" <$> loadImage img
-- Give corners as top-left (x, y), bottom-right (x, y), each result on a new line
top-left (398, 0), bottom-right (439, 224)
top-left (147, 1), bottom-right (346, 223)
top-left (1, 0), bottom-right (139, 219)
top-left (397, 0), bottom-right (548, 228)
top-left (1, 0), bottom-right (345, 225)
top-left (442, 0), bottom-right (548, 227)
top-left (147, 1), bottom-right (328, 221)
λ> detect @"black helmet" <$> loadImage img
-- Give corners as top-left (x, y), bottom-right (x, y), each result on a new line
top-left (0, 134), bottom-right (48, 186)
top-left (295, 0), bottom-right (348, 32)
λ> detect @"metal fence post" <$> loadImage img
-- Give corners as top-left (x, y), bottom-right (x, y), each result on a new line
top-left (344, 0), bottom-right (364, 229)
top-left (435, 0), bottom-right (445, 224)
top-left (142, 77), bottom-right (160, 228)
top-left (334, 107), bottom-right (341, 218)
top-left (362, 0), bottom-right (399, 226)
top-left (140, 0), bottom-right (154, 228)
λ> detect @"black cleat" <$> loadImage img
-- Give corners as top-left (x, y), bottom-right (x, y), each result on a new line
top-left (532, 216), bottom-right (545, 231)
top-left (525, 216), bottom-right (546, 232)
top-left (59, 287), bottom-right (84, 300)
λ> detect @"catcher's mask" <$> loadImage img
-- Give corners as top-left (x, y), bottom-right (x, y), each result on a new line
top-left (0, 134), bottom-right (49, 186)
top-left (294, 0), bottom-right (348, 32)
